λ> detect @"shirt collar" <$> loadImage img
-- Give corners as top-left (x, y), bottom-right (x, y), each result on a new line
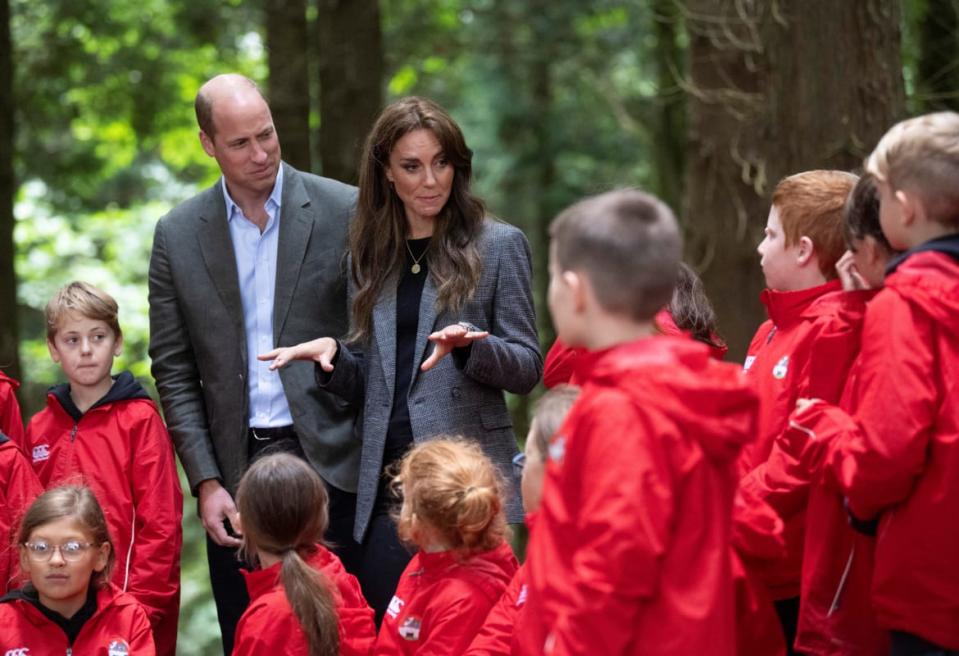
top-left (222, 163), bottom-right (284, 223)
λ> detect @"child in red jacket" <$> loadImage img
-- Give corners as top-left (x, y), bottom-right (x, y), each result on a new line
top-left (232, 452), bottom-right (375, 656)
top-left (738, 170), bottom-right (861, 649)
top-left (376, 438), bottom-right (518, 655)
top-left (791, 112), bottom-right (959, 655)
top-left (23, 281), bottom-right (182, 655)
top-left (0, 485), bottom-right (155, 654)
top-left (522, 189), bottom-right (758, 656)
top-left (465, 385), bottom-right (581, 656)
top-left (543, 262), bottom-right (727, 386)
top-left (0, 433), bottom-right (42, 592)
top-left (0, 370), bottom-right (25, 446)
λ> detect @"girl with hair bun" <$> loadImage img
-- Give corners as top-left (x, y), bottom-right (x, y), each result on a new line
top-left (0, 485), bottom-right (155, 654)
top-left (232, 453), bottom-right (375, 656)
top-left (375, 438), bottom-right (518, 655)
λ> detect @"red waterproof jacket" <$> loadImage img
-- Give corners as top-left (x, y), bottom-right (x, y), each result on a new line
top-left (0, 435), bottom-right (42, 592)
top-left (793, 247), bottom-right (959, 650)
top-left (234, 544), bottom-right (375, 656)
top-left (463, 562), bottom-right (528, 656)
top-left (0, 583), bottom-right (156, 655)
top-left (24, 372), bottom-right (183, 656)
top-left (739, 280), bottom-right (863, 600)
top-left (0, 371), bottom-right (24, 446)
top-left (376, 541), bottom-right (518, 655)
top-left (521, 337), bottom-right (757, 656)
top-left (543, 311), bottom-right (726, 388)
top-left (731, 488), bottom-right (787, 656)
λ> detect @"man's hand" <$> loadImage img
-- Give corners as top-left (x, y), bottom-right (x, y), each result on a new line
top-left (421, 323), bottom-right (489, 371)
top-left (259, 337), bottom-right (338, 372)
top-left (198, 479), bottom-right (242, 547)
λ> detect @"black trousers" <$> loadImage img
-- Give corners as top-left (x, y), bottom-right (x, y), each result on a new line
top-left (774, 596), bottom-right (800, 656)
top-left (206, 428), bottom-right (362, 655)
top-left (890, 631), bottom-right (959, 656)
top-left (355, 512), bottom-right (414, 627)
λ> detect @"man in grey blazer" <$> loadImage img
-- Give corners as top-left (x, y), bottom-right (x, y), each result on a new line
top-left (147, 74), bottom-right (358, 654)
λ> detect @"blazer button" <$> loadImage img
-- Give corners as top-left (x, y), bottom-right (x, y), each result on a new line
top-left (451, 388), bottom-right (461, 399)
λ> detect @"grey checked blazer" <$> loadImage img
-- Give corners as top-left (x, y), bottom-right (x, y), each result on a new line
top-left (148, 163), bottom-right (360, 495)
top-left (321, 218), bottom-right (542, 542)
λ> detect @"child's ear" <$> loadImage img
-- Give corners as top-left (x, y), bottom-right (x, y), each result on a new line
top-left (93, 542), bottom-right (110, 573)
top-left (564, 271), bottom-right (588, 313)
top-left (47, 339), bottom-right (61, 363)
top-left (18, 545), bottom-right (32, 577)
top-left (895, 189), bottom-right (919, 226)
top-left (796, 236), bottom-right (816, 267)
top-left (113, 333), bottom-right (124, 357)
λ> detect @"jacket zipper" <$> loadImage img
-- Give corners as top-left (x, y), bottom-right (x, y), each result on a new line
top-left (70, 423), bottom-right (78, 441)
top-left (827, 545), bottom-right (855, 616)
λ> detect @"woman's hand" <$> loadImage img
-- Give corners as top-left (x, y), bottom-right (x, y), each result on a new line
top-left (421, 323), bottom-right (489, 371)
top-left (259, 337), bottom-right (339, 372)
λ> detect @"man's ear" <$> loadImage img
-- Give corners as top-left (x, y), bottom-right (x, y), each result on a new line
top-left (199, 130), bottom-right (216, 158)
top-left (796, 236), bottom-right (816, 267)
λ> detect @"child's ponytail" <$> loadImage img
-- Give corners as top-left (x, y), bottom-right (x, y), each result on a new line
top-left (280, 548), bottom-right (339, 656)
top-left (236, 453), bottom-right (340, 656)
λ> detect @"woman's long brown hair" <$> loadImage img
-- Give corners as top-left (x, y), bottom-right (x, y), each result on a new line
top-left (237, 454), bottom-right (339, 656)
top-left (349, 96), bottom-right (485, 343)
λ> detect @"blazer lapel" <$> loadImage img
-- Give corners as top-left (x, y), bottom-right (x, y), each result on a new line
top-left (373, 274), bottom-right (398, 400)
top-left (196, 185), bottom-right (246, 364)
top-left (409, 274), bottom-right (439, 388)
top-left (274, 164), bottom-right (314, 339)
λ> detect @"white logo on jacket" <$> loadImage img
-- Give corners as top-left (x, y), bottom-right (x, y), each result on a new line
top-left (31, 444), bottom-right (49, 463)
top-left (772, 355), bottom-right (789, 380)
top-left (516, 584), bottom-right (528, 607)
top-left (108, 640), bottom-right (130, 656)
top-left (743, 355), bottom-right (757, 372)
top-left (386, 595), bottom-right (404, 620)
top-left (399, 616), bottom-right (421, 641)
top-left (548, 436), bottom-right (565, 464)
top-left (5, 648), bottom-right (30, 656)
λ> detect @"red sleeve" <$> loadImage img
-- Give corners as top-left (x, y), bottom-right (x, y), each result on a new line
top-left (126, 407), bottom-right (184, 646)
top-left (0, 444), bottom-right (42, 592)
top-left (415, 581), bottom-right (502, 656)
top-left (464, 566), bottom-right (525, 656)
top-left (232, 601), bottom-right (302, 656)
top-left (739, 437), bottom-right (812, 522)
top-left (542, 339), bottom-right (584, 388)
top-left (329, 565), bottom-right (376, 656)
top-left (0, 380), bottom-right (25, 446)
top-left (547, 396), bottom-right (673, 655)
top-left (831, 293), bottom-right (937, 520)
top-left (127, 603), bottom-right (159, 655)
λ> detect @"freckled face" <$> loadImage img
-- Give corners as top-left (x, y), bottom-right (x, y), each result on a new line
top-left (386, 129), bottom-right (454, 231)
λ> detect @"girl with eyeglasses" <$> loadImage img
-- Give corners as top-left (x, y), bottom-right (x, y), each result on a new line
top-left (0, 485), bottom-right (156, 654)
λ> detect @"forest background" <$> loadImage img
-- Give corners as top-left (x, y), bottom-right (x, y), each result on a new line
top-left (0, 0), bottom-right (956, 652)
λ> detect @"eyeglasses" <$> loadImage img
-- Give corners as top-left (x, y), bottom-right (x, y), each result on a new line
top-left (22, 541), bottom-right (96, 562)
top-left (512, 452), bottom-right (527, 477)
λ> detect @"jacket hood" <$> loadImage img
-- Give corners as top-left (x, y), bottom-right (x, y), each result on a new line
top-left (885, 238), bottom-right (959, 328)
top-left (760, 279), bottom-right (843, 328)
top-left (242, 544), bottom-right (341, 602)
top-left (48, 371), bottom-right (151, 422)
top-left (588, 337), bottom-right (758, 465)
top-left (417, 540), bottom-right (517, 600)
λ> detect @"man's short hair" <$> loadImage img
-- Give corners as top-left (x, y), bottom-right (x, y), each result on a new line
top-left (866, 111), bottom-right (959, 227)
top-left (194, 75), bottom-right (265, 141)
top-left (45, 281), bottom-right (122, 341)
top-left (772, 170), bottom-right (858, 279)
top-left (550, 188), bottom-right (682, 321)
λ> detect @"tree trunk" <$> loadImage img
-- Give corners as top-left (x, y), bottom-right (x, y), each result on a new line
top-left (683, 0), bottom-right (905, 358)
top-left (265, 0), bottom-right (312, 172)
top-left (316, 0), bottom-right (383, 184)
top-left (650, 0), bottom-right (686, 214)
top-left (0, 0), bottom-right (19, 381)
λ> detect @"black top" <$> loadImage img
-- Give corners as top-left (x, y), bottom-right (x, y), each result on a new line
top-left (1, 585), bottom-right (98, 644)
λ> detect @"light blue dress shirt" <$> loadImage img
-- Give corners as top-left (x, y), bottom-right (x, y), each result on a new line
top-left (222, 166), bottom-right (293, 428)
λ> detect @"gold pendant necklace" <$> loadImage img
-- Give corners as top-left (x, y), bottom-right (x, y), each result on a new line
top-left (405, 239), bottom-right (429, 274)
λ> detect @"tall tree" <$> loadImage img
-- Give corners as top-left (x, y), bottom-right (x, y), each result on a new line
top-left (266, 0), bottom-right (312, 172)
top-left (917, 0), bottom-right (959, 111)
top-left (683, 0), bottom-right (905, 357)
top-left (0, 0), bottom-right (18, 380)
top-left (316, 0), bottom-right (383, 184)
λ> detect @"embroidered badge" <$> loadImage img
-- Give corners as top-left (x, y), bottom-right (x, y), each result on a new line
top-left (772, 355), bottom-right (789, 380)
top-left (743, 355), bottom-right (756, 372)
top-left (4, 647), bottom-right (30, 656)
top-left (386, 595), bottom-right (404, 620)
top-left (31, 444), bottom-right (49, 464)
top-left (107, 640), bottom-right (130, 656)
top-left (399, 616), bottom-right (422, 641)
top-left (548, 435), bottom-right (566, 464)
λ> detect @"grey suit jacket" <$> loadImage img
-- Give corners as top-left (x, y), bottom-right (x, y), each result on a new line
top-left (148, 163), bottom-right (360, 495)
top-left (321, 218), bottom-right (543, 542)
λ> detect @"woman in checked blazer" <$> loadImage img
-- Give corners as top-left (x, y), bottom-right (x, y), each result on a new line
top-left (262, 96), bottom-right (542, 623)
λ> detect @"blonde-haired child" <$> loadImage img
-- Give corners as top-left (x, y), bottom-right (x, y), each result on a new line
top-left (375, 438), bottom-right (518, 655)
